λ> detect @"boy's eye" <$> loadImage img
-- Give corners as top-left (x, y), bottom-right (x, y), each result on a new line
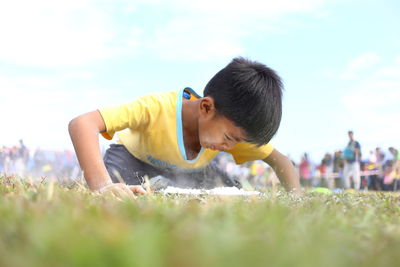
top-left (225, 134), bottom-right (233, 141)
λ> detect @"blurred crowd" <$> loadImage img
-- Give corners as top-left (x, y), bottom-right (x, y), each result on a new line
top-left (1, 135), bottom-right (399, 192)
top-left (0, 140), bottom-right (80, 182)
top-left (295, 146), bottom-right (400, 191)
top-left (216, 131), bottom-right (399, 192)
top-left (215, 146), bottom-right (399, 192)
top-left (294, 131), bottom-right (399, 192)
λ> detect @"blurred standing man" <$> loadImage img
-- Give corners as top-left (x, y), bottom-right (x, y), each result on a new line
top-left (343, 131), bottom-right (361, 190)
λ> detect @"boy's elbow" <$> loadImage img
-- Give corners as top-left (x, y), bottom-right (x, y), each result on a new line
top-left (263, 149), bottom-right (283, 165)
top-left (68, 118), bottom-right (76, 136)
top-left (68, 116), bottom-right (82, 136)
top-left (68, 112), bottom-right (105, 136)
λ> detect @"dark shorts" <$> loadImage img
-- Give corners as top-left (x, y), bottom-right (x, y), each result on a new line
top-left (103, 144), bottom-right (164, 185)
top-left (103, 144), bottom-right (241, 189)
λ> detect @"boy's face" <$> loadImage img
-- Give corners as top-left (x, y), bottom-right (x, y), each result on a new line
top-left (198, 97), bottom-right (247, 151)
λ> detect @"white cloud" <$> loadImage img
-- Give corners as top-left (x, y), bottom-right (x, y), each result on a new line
top-left (0, 0), bottom-right (336, 151)
top-left (340, 55), bottom-right (400, 149)
top-left (0, 0), bottom-right (332, 65)
top-left (0, 74), bottom-right (118, 149)
top-left (140, 0), bottom-right (332, 61)
top-left (147, 17), bottom-right (243, 61)
top-left (374, 67), bottom-right (400, 78)
top-left (339, 52), bottom-right (381, 80)
top-left (342, 80), bottom-right (400, 108)
top-left (394, 55), bottom-right (400, 64)
top-left (314, 52), bottom-right (400, 158)
top-left (0, 0), bottom-right (141, 66)
top-left (339, 71), bottom-right (358, 80)
top-left (347, 52), bottom-right (381, 71)
top-left (172, 0), bottom-right (327, 16)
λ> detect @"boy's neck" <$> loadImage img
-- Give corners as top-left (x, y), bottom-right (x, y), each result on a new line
top-left (181, 99), bottom-right (201, 155)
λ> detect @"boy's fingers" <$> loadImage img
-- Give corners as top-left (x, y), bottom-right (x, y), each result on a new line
top-left (116, 184), bottom-right (137, 199)
top-left (101, 183), bottom-right (136, 199)
top-left (129, 185), bottom-right (147, 195)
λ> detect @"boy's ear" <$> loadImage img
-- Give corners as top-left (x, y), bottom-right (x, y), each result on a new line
top-left (199, 97), bottom-right (216, 117)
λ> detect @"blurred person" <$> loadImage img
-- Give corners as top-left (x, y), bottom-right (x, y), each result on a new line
top-left (368, 150), bottom-right (377, 164)
top-left (359, 160), bottom-right (369, 190)
top-left (367, 148), bottom-right (384, 191)
top-left (248, 160), bottom-right (267, 188)
top-left (9, 146), bottom-right (19, 174)
top-left (248, 161), bottom-right (258, 184)
top-left (1, 146), bottom-right (11, 174)
top-left (0, 147), bottom-right (4, 173)
top-left (54, 151), bottom-right (64, 180)
top-left (299, 153), bottom-right (312, 187)
top-left (13, 139), bottom-right (30, 177)
top-left (248, 161), bottom-right (266, 185)
top-left (333, 151), bottom-right (344, 188)
top-left (375, 147), bottom-right (385, 190)
top-left (32, 147), bottom-right (46, 177)
top-left (68, 57), bottom-right (300, 196)
top-left (18, 139), bottom-right (30, 164)
top-left (382, 160), bottom-right (395, 191)
top-left (388, 147), bottom-right (400, 191)
top-left (265, 167), bottom-right (280, 188)
top-left (342, 131), bottom-right (361, 190)
top-left (60, 150), bottom-right (76, 179)
top-left (321, 153), bottom-right (334, 189)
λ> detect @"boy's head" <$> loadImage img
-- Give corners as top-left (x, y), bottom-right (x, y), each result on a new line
top-left (203, 57), bottom-right (283, 146)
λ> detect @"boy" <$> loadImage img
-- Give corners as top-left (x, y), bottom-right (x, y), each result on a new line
top-left (68, 57), bottom-right (300, 197)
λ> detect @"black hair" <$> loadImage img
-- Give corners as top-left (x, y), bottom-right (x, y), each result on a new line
top-left (203, 57), bottom-right (283, 146)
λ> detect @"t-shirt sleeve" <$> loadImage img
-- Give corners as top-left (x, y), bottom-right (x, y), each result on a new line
top-left (98, 95), bottom-right (156, 140)
top-left (225, 142), bottom-right (274, 164)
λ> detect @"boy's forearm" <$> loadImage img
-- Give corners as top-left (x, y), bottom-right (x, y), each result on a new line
top-left (68, 114), bottom-right (112, 190)
top-left (263, 149), bottom-right (301, 193)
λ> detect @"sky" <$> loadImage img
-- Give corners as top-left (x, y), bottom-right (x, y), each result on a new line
top-left (0, 0), bottom-right (399, 163)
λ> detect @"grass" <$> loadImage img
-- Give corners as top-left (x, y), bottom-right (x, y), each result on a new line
top-left (1, 175), bottom-right (400, 267)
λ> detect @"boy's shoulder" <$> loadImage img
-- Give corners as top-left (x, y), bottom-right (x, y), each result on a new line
top-left (99, 89), bottom-right (180, 139)
top-left (136, 90), bottom-right (179, 103)
top-left (119, 90), bottom-right (180, 114)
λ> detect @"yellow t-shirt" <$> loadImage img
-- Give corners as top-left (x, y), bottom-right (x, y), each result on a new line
top-left (98, 88), bottom-right (274, 170)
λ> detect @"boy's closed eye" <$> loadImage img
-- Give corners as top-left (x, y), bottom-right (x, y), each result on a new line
top-left (225, 134), bottom-right (241, 142)
top-left (224, 134), bottom-right (233, 141)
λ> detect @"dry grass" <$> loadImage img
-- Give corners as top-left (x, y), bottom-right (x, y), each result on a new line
top-left (1, 175), bottom-right (400, 267)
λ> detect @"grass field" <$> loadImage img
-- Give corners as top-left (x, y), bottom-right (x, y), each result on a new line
top-left (1, 176), bottom-right (400, 267)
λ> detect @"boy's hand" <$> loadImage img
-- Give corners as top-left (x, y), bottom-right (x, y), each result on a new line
top-left (290, 187), bottom-right (304, 198)
top-left (98, 183), bottom-right (147, 198)
top-left (129, 185), bottom-right (148, 195)
top-left (263, 149), bottom-right (301, 193)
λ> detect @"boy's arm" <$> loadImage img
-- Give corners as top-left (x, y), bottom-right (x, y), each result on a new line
top-left (68, 110), bottom-right (145, 196)
top-left (263, 149), bottom-right (301, 194)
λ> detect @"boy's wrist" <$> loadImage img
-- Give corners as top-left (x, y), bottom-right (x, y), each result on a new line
top-left (96, 183), bottom-right (117, 193)
top-left (89, 179), bottom-right (114, 191)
